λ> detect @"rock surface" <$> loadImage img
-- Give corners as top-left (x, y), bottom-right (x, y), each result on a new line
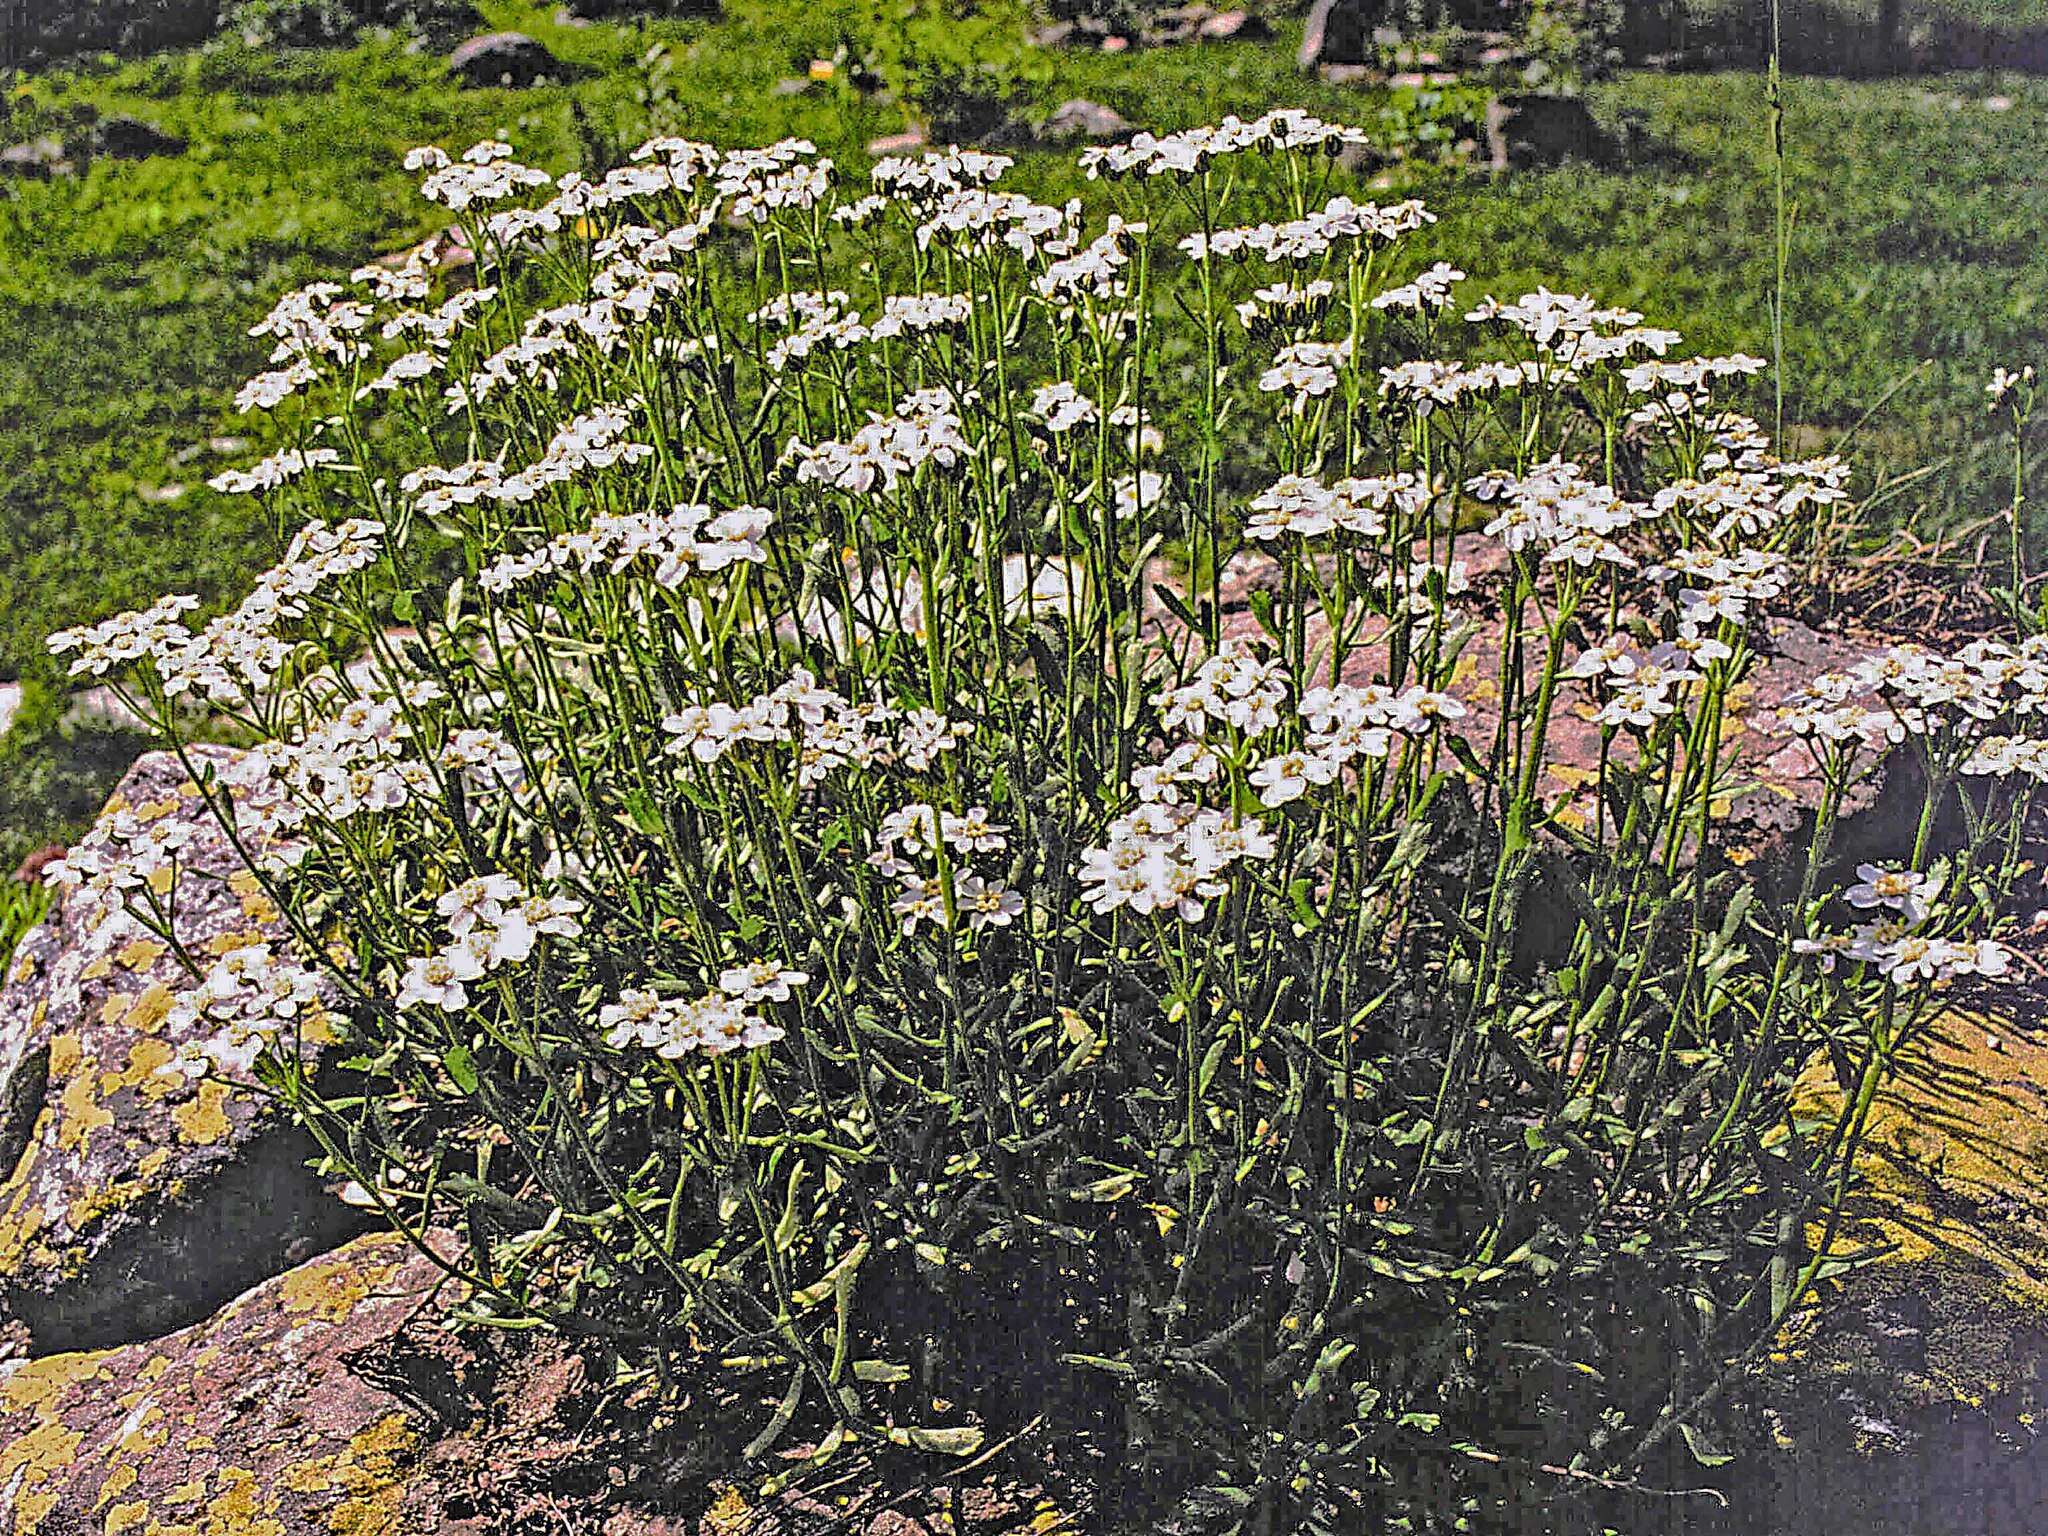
top-left (0, 1231), bottom-right (453, 1535)
top-left (1485, 93), bottom-right (1608, 171)
top-left (1298, 0), bottom-right (1373, 70)
top-left (0, 138), bottom-right (71, 180)
top-left (0, 748), bottom-right (362, 1352)
top-left (1751, 1007), bottom-right (2048, 1532)
top-left (88, 114), bottom-right (187, 161)
top-left (1039, 98), bottom-right (1136, 144)
top-left (448, 31), bottom-right (566, 88)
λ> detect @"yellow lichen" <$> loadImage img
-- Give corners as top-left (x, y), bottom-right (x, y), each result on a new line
top-left (236, 892), bottom-right (282, 926)
top-left (199, 1468), bottom-right (286, 1536)
top-left (104, 1501), bottom-right (148, 1535)
top-left (278, 1242), bottom-right (403, 1324)
top-left (102, 1039), bottom-right (178, 1100)
top-left (703, 1487), bottom-right (752, 1534)
top-left (94, 1461), bottom-right (139, 1511)
top-left (171, 1081), bottom-right (235, 1147)
top-left (115, 941), bottom-right (167, 973)
top-left (1, 1352), bottom-right (107, 1414)
top-left (124, 985), bottom-right (175, 1034)
top-left (201, 932), bottom-right (268, 961)
top-left (1, 1419), bottom-right (87, 1535)
top-left (54, 1070), bottom-right (115, 1156)
top-left (66, 1177), bottom-right (152, 1236)
top-left (0, 1138), bottom-right (52, 1273)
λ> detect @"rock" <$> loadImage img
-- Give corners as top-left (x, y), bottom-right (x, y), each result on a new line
top-left (1197, 8), bottom-right (1267, 40)
top-left (0, 683), bottom-right (19, 740)
top-left (1039, 98), bottom-right (1134, 144)
top-left (376, 225), bottom-right (475, 278)
top-left (0, 138), bottom-right (70, 180)
top-left (11, 849), bottom-right (63, 887)
top-left (1753, 1009), bottom-right (2048, 1531)
top-left (1029, 15), bottom-right (1115, 49)
top-left (1485, 93), bottom-right (1608, 172)
top-left (1181, 548), bottom-right (1896, 872)
top-left (1320, 62), bottom-right (1375, 86)
top-left (0, 1232), bottom-right (457, 1533)
top-left (1298, 0), bottom-right (1374, 70)
top-left (1145, 2), bottom-right (1213, 44)
top-left (448, 31), bottom-right (565, 88)
top-left (59, 686), bottom-right (148, 734)
top-left (865, 128), bottom-right (929, 157)
top-left (0, 748), bottom-right (363, 1353)
top-left (87, 115), bottom-right (186, 161)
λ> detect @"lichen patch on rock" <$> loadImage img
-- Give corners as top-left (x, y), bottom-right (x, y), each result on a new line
top-left (0, 750), bottom-right (365, 1354)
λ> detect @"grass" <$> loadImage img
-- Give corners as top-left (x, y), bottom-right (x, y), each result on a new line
top-left (0, 0), bottom-right (2043, 864)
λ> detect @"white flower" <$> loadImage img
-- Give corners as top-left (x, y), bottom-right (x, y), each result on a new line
top-left (397, 953), bottom-right (470, 1013)
top-left (718, 959), bottom-right (811, 1002)
top-left (1843, 863), bottom-right (1941, 924)
top-left (957, 875), bottom-right (1024, 931)
top-left (1249, 750), bottom-right (1337, 807)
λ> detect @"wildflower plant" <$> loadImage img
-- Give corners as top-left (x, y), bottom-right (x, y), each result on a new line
top-left (49, 117), bottom-right (2047, 1529)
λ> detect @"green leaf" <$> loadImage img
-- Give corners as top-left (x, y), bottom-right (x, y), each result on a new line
top-left (888, 1424), bottom-right (986, 1456)
top-left (1678, 1420), bottom-right (1734, 1467)
top-left (442, 1044), bottom-right (478, 1094)
top-left (623, 789), bottom-right (665, 838)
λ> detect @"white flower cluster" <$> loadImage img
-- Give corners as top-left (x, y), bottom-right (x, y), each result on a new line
top-left (397, 873), bottom-right (585, 1012)
top-left (1084, 641), bottom-right (1463, 917)
top-left (1471, 458), bottom-right (1648, 569)
top-left (1372, 263), bottom-right (1467, 313)
top-left (1079, 803), bottom-right (1277, 921)
top-left (414, 139), bottom-right (553, 212)
top-left (1243, 472), bottom-right (1426, 542)
top-left (52, 518), bottom-right (386, 706)
top-left (207, 447), bottom-right (343, 496)
top-left (869, 803), bottom-right (1023, 937)
top-left (914, 188), bottom-right (1080, 260)
top-left (1781, 636), bottom-right (2048, 749)
top-left (43, 803), bottom-right (197, 898)
top-left (751, 288), bottom-right (974, 368)
top-left (662, 669), bottom-right (969, 787)
top-left (1259, 337), bottom-right (1354, 410)
top-left (1249, 682), bottom-right (1463, 806)
top-left (166, 942), bottom-right (331, 1079)
top-left (601, 963), bottom-right (805, 1058)
top-left (1079, 109), bottom-right (1368, 180)
top-left (404, 403), bottom-right (650, 517)
top-left (480, 502), bottom-right (772, 595)
top-left (785, 386), bottom-right (971, 495)
top-left (1182, 197), bottom-right (1434, 265)
top-left (1794, 863), bottom-right (2012, 985)
top-left (1236, 279), bottom-right (1336, 335)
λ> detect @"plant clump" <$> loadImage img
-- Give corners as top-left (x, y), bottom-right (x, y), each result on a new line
top-left (44, 114), bottom-right (2048, 1532)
